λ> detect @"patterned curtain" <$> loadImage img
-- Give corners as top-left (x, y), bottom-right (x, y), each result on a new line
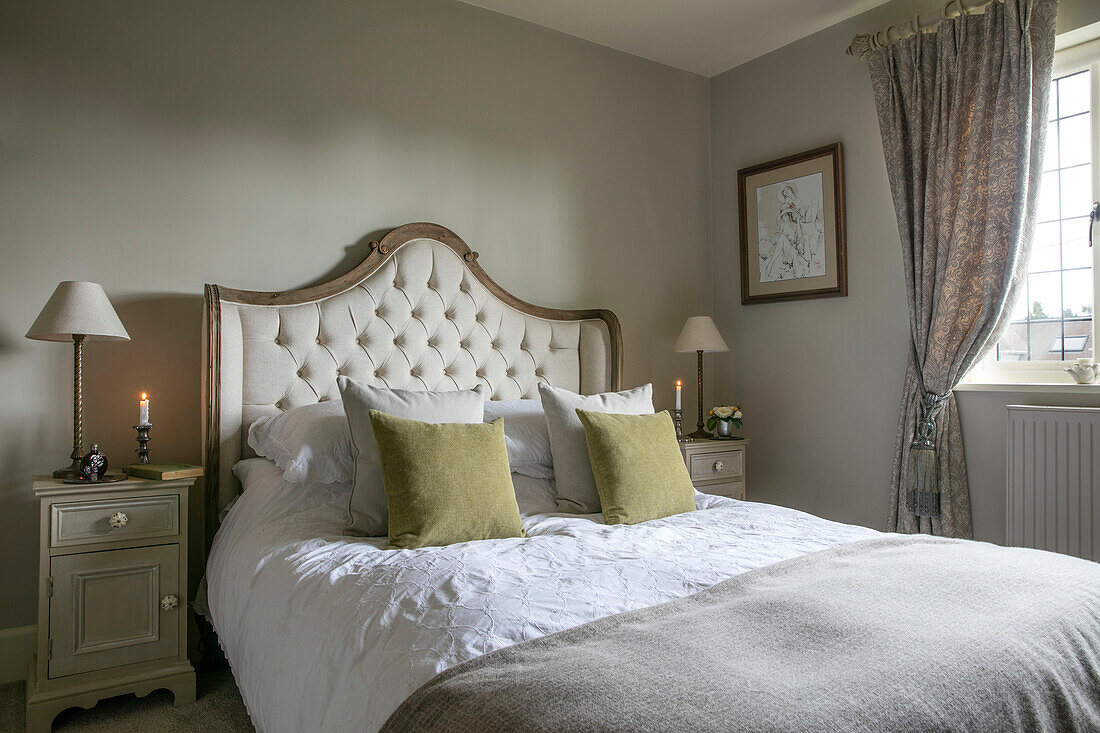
top-left (865, 0), bottom-right (1058, 537)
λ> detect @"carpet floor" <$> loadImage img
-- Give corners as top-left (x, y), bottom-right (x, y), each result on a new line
top-left (0, 668), bottom-right (253, 732)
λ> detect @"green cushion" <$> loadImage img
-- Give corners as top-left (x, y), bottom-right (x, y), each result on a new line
top-left (369, 411), bottom-right (527, 550)
top-left (576, 409), bottom-right (696, 525)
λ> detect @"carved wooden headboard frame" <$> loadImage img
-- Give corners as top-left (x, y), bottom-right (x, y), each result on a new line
top-left (202, 222), bottom-right (622, 547)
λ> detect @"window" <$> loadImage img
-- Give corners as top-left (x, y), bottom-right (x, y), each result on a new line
top-left (970, 37), bottom-right (1100, 384)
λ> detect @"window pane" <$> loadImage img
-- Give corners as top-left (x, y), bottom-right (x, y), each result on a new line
top-left (1059, 114), bottom-right (1091, 168)
top-left (1029, 221), bottom-right (1061, 271)
top-left (995, 66), bottom-right (1093, 365)
top-left (1060, 165), bottom-right (1092, 218)
top-left (1030, 318), bottom-right (1063, 361)
top-left (1037, 169), bottom-right (1060, 221)
top-left (998, 321), bottom-right (1029, 360)
top-left (1063, 268), bottom-right (1093, 318)
top-left (1060, 310), bottom-right (1086, 358)
top-left (1028, 271), bottom-right (1061, 321)
top-left (1059, 71), bottom-right (1091, 117)
top-left (1073, 332), bottom-right (1093, 361)
top-left (1062, 217), bottom-right (1092, 269)
top-left (1045, 124), bottom-right (1060, 170)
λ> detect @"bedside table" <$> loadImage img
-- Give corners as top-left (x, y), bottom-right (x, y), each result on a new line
top-left (25, 474), bottom-right (196, 732)
top-left (679, 438), bottom-right (748, 499)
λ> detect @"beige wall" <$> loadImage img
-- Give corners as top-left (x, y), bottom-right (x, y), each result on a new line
top-left (5, 0), bottom-right (1098, 638)
top-left (0, 0), bottom-right (710, 629)
top-left (708, 0), bottom-right (1100, 537)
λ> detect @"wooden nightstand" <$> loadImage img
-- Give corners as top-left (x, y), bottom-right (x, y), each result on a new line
top-left (679, 438), bottom-right (749, 499)
top-left (25, 474), bottom-right (196, 732)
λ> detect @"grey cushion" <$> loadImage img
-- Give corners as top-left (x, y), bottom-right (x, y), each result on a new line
top-left (338, 376), bottom-right (486, 536)
top-left (538, 383), bottom-right (653, 513)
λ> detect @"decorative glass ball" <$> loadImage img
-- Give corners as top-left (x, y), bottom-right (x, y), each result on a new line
top-left (80, 444), bottom-right (109, 481)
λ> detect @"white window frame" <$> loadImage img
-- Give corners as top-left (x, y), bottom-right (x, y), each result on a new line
top-left (964, 31), bottom-right (1100, 387)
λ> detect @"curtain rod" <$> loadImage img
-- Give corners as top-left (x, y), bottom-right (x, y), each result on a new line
top-left (846, 0), bottom-right (1001, 59)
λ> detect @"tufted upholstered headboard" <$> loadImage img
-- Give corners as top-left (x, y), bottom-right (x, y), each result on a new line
top-left (202, 222), bottom-right (622, 545)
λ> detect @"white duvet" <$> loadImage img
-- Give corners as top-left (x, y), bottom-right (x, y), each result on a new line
top-left (206, 458), bottom-right (879, 733)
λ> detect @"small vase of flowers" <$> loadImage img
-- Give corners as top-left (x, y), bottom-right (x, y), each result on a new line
top-left (706, 405), bottom-right (743, 438)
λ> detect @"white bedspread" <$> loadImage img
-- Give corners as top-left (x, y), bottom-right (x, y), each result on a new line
top-left (206, 458), bottom-right (879, 733)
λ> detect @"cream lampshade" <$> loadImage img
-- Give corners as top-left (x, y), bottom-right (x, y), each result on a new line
top-left (674, 316), bottom-right (728, 439)
top-left (26, 281), bottom-right (130, 479)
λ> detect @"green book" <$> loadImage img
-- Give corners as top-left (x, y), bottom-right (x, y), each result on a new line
top-left (125, 463), bottom-right (204, 480)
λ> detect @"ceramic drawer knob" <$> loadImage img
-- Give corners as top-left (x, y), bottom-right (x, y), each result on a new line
top-left (109, 512), bottom-right (128, 529)
top-left (161, 594), bottom-right (179, 612)
top-left (713, 460), bottom-right (724, 472)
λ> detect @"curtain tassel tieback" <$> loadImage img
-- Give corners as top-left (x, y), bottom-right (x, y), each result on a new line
top-left (906, 392), bottom-right (949, 518)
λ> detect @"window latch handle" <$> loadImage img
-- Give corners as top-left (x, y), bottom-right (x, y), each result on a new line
top-left (1090, 202), bottom-right (1099, 248)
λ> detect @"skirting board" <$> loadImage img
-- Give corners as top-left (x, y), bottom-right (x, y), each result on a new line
top-left (0, 625), bottom-right (36, 684)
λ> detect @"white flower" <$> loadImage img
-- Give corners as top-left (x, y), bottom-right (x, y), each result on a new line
top-left (733, 409), bottom-right (742, 419)
top-left (713, 406), bottom-right (734, 419)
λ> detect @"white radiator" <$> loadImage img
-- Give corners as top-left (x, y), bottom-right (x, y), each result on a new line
top-left (1006, 405), bottom-right (1100, 561)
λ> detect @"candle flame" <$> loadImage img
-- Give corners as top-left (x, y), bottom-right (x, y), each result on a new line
top-left (676, 380), bottom-right (681, 387)
top-left (141, 392), bottom-right (147, 400)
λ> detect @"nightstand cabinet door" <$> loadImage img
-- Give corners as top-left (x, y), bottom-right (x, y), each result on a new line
top-left (48, 544), bottom-right (180, 678)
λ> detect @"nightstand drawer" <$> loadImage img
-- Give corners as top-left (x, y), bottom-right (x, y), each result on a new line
top-left (697, 480), bottom-right (744, 500)
top-left (688, 448), bottom-right (743, 483)
top-left (51, 495), bottom-right (179, 549)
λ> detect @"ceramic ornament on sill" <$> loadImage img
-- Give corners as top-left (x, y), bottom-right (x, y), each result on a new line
top-left (1065, 358), bottom-right (1100, 384)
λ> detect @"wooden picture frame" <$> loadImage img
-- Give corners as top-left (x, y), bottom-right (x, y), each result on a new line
top-left (737, 143), bottom-right (847, 304)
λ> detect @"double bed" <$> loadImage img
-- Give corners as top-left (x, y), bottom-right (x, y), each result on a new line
top-left (203, 223), bottom-right (1100, 732)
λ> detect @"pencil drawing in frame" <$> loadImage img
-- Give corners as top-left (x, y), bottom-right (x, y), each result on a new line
top-left (737, 142), bottom-right (847, 305)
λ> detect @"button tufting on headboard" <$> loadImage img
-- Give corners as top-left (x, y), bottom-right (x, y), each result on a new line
top-left (203, 222), bottom-right (622, 547)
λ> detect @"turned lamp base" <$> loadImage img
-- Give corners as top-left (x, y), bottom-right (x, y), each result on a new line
top-left (52, 461), bottom-right (82, 481)
top-left (687, 348), bottom-right (711, 441)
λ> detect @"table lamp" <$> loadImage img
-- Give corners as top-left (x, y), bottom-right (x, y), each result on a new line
top-left (26, 281), bottom-right (130, 479)
top-left (674, 316), bottom-right (728, 439)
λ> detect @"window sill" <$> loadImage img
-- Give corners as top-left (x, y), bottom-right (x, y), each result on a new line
top-left (955, 381), bottom-right (1100, 395)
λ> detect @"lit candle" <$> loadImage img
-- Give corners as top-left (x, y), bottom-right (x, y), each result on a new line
top-left (139, 392), bottom-right (150, 426)
top-left (675, 380), bottom-right (682, 410)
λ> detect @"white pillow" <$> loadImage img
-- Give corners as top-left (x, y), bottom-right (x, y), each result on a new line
top-left (247, 400), bottom-right (353, 485)
top-left (338, 376), bottom-right (487, 536)
top-left (538, 383), bottom-right (654, 514)
top-left (483, 399), bottom-right (554, 480)
top-left (511, 473), bottom-right (558, 515)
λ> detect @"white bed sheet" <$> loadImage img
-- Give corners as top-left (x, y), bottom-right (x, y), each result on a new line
top-left (206, 458), bottom-right (879, 733)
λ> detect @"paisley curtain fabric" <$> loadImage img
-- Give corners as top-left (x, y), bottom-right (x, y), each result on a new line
top-left (865, 0), bottom-right (1058, 536)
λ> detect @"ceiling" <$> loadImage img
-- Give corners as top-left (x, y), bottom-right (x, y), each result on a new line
top-left (457, 0), bottom-right (891, 77)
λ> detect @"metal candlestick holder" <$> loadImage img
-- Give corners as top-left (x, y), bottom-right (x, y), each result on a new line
top-left (134, 424), bottom-right (152, 464)
top-left (673, 409), bottom-right (692, 442)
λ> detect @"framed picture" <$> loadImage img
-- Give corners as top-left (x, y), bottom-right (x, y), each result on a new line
top-left (737, 142), bottom-right (847, 305)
